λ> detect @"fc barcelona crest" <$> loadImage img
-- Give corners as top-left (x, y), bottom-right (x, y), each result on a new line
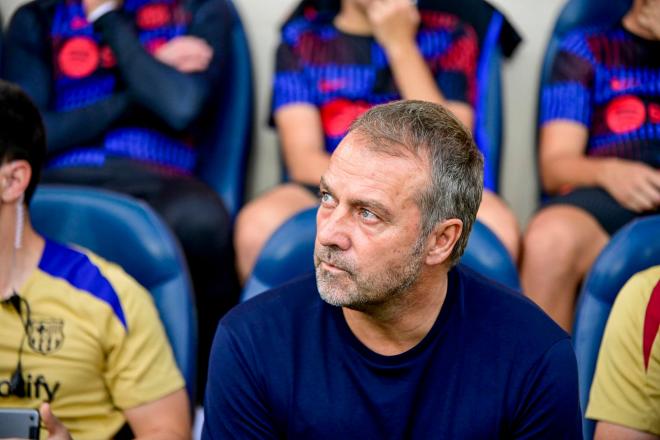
top-left (28, 318), bottom-right (65, 355)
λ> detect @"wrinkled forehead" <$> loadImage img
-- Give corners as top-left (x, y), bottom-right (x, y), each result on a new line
top-left (326, 133), bottom-right (430, 202)
top-left (343, 128), bottom-right (429, 165)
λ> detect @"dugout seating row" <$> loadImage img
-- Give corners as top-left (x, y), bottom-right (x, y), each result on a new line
top-left (8, 3), bottom-right (655, 438)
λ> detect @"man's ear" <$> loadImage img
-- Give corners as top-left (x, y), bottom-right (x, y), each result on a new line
top-left (0, 160), bottom-right (31, 203)
top-left (424, 219), bottom-right (463, 266)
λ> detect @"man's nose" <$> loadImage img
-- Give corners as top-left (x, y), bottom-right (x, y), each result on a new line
top-left (316, 206), bottom-right (351, 251)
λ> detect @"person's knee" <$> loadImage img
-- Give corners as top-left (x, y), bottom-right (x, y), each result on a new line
top-left (523, 208), bottom-right (587, 267)
top-left (234, 198), bottom-right (278, 259)
top-left (234, 184), bottom-right (318, 280)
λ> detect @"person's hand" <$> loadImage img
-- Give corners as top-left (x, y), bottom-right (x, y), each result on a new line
top-left (82, 0), bottom-right (122, 18)
top-left (367, 0), bottom-right (420, 55)
top-left (154, 36), bottom-right (214, 73)
top-left (638, 0), bottom-right (660, 39)
top-left (40, 403), bottom-right (72, 440)
top-left (599, 159), bottom-right (660, 212)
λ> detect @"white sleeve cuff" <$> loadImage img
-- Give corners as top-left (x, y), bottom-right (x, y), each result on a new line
top-left (87, 1), bottom-right (119, 23)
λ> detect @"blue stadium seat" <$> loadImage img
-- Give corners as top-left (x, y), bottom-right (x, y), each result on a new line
top-left (474, 11), bottom-right (505, 192)
top-left (573, 215), bottom-right (660, 439)
top-left (197, 0), bottom-right (254, 220)
top-left (30, 185), bottom-right (198, 405)
top-left (241, 206), bottom-right (519, 302)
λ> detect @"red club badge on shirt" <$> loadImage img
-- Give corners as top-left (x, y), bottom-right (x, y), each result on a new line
top-left (137, 4), bottom-right (172, 30)
top-left (57, 36), bottom-right (100, 79)
top-left (605, 95), bottom-right (646, 134)
top-left (321, 99), bottom-right (372, 138)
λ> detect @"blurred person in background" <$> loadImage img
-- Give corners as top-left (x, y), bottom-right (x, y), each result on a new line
top-left (522, 0), bottom-right (660, 331)
top-left (0, 80), bottom-right (189, 440)
top-left (3, 0), bottom-right (239, 399)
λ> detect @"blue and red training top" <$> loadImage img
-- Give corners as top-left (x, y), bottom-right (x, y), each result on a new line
top-left (271, 8), bottom-right (478, 153)
top-left (4, 0), bottom-right (230, 174)
top-left (541, 24), bottom-right (660, 167)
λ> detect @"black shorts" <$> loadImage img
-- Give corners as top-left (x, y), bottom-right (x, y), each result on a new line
top-left (542, 187), bottom-right (654, 236)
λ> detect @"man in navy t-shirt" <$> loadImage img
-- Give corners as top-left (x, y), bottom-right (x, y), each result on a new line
top-left (203, 100), bottom-right (582, 439)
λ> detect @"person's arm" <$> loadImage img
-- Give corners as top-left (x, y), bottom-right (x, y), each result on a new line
top-left (595, 422), bottom-right (659, 440)
top-left (124, 389), bottom-right (191, 440)
top-left (100, 264), bottom-right (190, 440)
top-left (511, 338), bottom-right (582, 439)
top-left (271, 35), bottom-right (330, 186)
top-left (34, 392), bottom-right (190, 440)
top-left (539, 121), bottom-right (660, 211)
top-left (86, 0), bottom-right (230, 131)
top-left (275, 105), bottom-right (329, 185)
top-left (3, 4), bottom-right (130, 153)
top-left (202, 323), bottom-right (279, 439)
top-left (367, 0), bottom-right (473, 128)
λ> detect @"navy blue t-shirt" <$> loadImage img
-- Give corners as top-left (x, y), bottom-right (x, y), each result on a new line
top-left (203, 267), bottom-right (582, 439)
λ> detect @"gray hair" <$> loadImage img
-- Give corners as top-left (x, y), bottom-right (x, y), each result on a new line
top-left (349, 100), bottom-right (483, 266)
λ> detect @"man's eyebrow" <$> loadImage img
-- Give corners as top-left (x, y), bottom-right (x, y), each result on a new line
top-left (350, 198), bottom-right (392, 218)
top-left (320, 176), bottom-right (393, 219)
top-left (319, 176), bottom-right (332, 192)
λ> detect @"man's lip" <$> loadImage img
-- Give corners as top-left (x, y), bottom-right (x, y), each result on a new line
top-left (320, 260), bottom-right (347, 273)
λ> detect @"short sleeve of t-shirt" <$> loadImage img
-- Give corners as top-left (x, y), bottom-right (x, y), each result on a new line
top-left (97, 259), bottom-right (185, 410)
top-left (586, 266), bottom-right (660, 435)
top-left (271, 34), bottom-right (316, 115)
top-left (539, 30), bottom-right (596, 127)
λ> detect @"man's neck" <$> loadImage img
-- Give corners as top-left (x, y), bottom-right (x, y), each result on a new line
top-left (0, 214), bottom-right (44, 300)
top-left (342, 271), bottom-right (449, 356)
top-left (334, 1), bottom-right (373, 36)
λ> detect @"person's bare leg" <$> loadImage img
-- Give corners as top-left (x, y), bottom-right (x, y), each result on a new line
top-left (234, 183), bottom-right (318, 283)
top-left (476, 190), bottom-right (521, 263)
top-left (520, 205), bottom-right (609, 331)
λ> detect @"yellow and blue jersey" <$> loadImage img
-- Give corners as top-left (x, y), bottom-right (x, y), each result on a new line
top-left (587, 266), bottom-right (660, 435)
top-left (0, 239), bottom-right (184, 439)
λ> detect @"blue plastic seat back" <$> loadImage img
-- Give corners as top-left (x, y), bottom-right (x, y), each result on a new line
top-left (30, 185), bottom-right (198, 404)
top-left (573, 214), bottom-right (660, 439)
top-left (197, 0), bottom-right (254, 220)
top-left (241, 206), bottom-right (520, 302)
top-left (474, 12), bottom-right (504, 192)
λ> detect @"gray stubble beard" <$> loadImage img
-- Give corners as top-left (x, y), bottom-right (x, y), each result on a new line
top-left (314, 236), bottom-right (426, 310)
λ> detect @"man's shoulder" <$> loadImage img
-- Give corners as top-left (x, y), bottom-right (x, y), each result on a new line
top-left (456, 266), bottom-right (570, 349)
top-left (558, 24), bottom-right (623, 59)
top-left (222, 272), bottom-right (323, 334)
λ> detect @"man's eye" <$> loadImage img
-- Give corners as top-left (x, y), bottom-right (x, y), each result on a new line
top-left (359, 209), bottom-right (378, 221)
top-left (320, 192), bottom-right (335, 204)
